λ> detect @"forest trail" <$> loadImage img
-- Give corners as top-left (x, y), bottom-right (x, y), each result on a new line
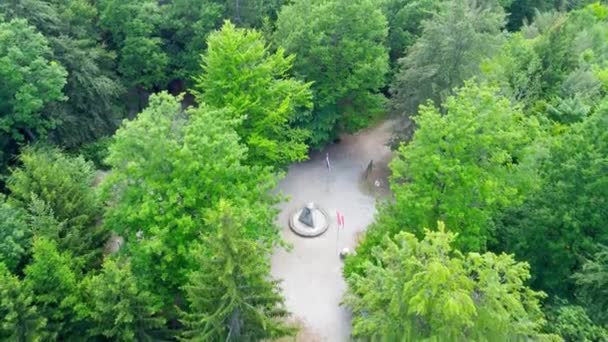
top-left (271, 119), bottom-right (395, 341)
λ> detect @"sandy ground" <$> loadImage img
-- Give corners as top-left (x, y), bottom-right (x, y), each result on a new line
top-left (271, 120), bottom-right (395, 341)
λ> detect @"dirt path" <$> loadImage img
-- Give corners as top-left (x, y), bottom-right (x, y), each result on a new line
top-left (271, 120), bottom-right (395, 341)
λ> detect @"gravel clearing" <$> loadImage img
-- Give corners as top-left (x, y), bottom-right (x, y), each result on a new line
top-left (271, 120), bottom-right (395, 341)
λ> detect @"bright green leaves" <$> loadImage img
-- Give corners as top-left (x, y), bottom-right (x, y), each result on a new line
top-left (103, 92), bottom-right (281, 304)
top-left (0, 18), bottom-right (67, 142)
top-left (345, 224), bottom-right (552, 340)
top-left (275, 0), bottom-right (389, 146)
top-left (391, 83), bottom-right (537, 251)
top-left (195, 21), bottom-right (312, 168)
top-left (24, 238), bottom-right (81, 340)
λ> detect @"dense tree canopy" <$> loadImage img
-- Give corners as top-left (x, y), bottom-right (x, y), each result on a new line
top-left (7, 146), bottom-right (106, 266)
top-left (0, 262), bottom-right (46, 341)
top-left (195, 21), bottom-right (312, 168)
top-left (1, 0), bottom-right (607, 340)
top-left (180, 200), bottom-right (292, 341)
top-left (275, 0), bottom-right (390, 145)
top-left (349, 83), bottom-right (538, 275)
top-left (82, 258), bottom-right (166, 341)
top-left (0, 18), bottom-right (67, 142)
top-left (497, 99), bottom-right (608, 297)
top-left (345, 224), bottom-right (555, 340)
top-left (102, 93), bottom-right (281, 304)
top-left (390, 0), bottom-right (505, 119)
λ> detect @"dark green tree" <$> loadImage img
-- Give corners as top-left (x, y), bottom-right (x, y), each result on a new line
top-left (7, 147), bottom-right (106, 265)
top-left (573, 245), bottom-right (608, 325)
top-left (0, 262), bottom-right (46, 341)
top-left (83, 258), bottom-right (166, 341)
top-left (0, 198), bottom-right (31, 273)
top-left (0, 18), bottom-right (67, 142)
top-left (195, 21), bottom-right (313, 168)
top-left (390, 0), bottom-right (505, 119)
top-left (498, 98), bottom-right (608, 297)
top-left (160, 0), bottom-right (223, 83)
top-left (274, 0), bottom-right (389, 146)
top-left (381, 0), bottom-right (443, 68)
top-left (98, 0), bottom-right (168, 90)
top-left (180, 200), bottom-right (293, 341)
top-left (0, 0), bottom-right (125, 149)
top-left (545, 304), bottom-right (608, 341)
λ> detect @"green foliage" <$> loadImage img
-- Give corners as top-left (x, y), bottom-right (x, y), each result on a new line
top-left (160, 0), bottom-right (223, 82)
top-left (98, 0), bottom-right (168, 89)
top-left (274, 0), bottom-right (389, 146)
top-left (180, 200), bottom-right (293, 341)
top-left (379, 84), bottom-right (537, 256)
top-left (381, 0), bottom-right (443, 68)
top-left (24, 238), bottom-right (82, 340)
top-left (497, 99), bottom-right (608, 297)
top-left (0, 262), bottom-right (46, 341)
top-left (390, 0), bottom-right (505, 118)
top-left (0, 198), bottom-right (30, 273)
top-left (83, 258), bottom-right (166, 341)
top-left (7, 146), bottom-right (106, 265)
top-left (485, 4), bottom-right (608, 121)
top-left (573, 245), bottom-right (608, 325)
top-left (222, 0), bottom-right (287, 28)
top-left (0, 18), bottom-right (67, 142)
top-left (102, 93), bottom-right (281, 303)
top-left (0, 0), bottom-right (126, 149)
top-left (345, 224), bottom-right (554, 340)
top-left (545, 304), bottom-right (608, 342)
top-left (195, 21), bottom-right (312, 168)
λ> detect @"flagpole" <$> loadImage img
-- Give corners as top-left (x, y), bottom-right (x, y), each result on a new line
top-left (336, 210), bottom-right (340, 255)
top-left (325, 152), bottom-right (330, 193)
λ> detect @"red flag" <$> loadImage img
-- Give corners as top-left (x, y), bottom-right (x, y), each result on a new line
top-left (341, 213), bottom-right (345, 229)
top-left (336, 211), bottom-right (342, 227)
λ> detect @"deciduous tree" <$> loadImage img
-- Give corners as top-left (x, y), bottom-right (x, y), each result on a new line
top-left (102, 93), bottom-right (281, 304)
top-left (195, 21), bottom-right (312, 167)
top-left (274, 0), bottom-right (389, 145)
top-left (345, 224), bottom-right (554, 340)
top-left (390, 0), bottom-right (505, 119)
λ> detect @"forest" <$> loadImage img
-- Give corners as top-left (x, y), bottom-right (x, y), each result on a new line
top-left (0, 0), bottom-right (606, 341)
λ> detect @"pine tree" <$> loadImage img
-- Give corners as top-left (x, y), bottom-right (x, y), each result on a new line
top-left (84, 258), bottom-right (166, 341)
top-left (0, 263), bottom-right (46, 341)
top-left (23, 238), bottom-right (81, 340)
top-left (180, 200), bottom-right (293, 341)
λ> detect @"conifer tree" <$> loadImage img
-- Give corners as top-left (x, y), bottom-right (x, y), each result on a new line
top-left (0, 263), bottom-right (46, 341)
top-left (180, 200), bottom-right (293, 341)
top-left (84, 258), bottom-right (166, 341)
top-left (23, 238), bottom-right (81, 340)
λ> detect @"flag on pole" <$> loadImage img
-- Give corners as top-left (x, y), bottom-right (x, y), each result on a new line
top-left (336, 211), bottom-right (344, 228)
top-left (325, 152), bottom-right (331, 171)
